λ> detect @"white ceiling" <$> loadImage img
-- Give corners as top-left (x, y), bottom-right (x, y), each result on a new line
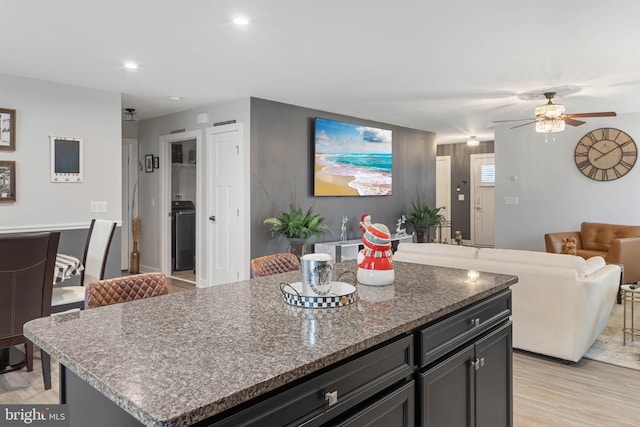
top-left (4, 1), bottom-right (640, 143)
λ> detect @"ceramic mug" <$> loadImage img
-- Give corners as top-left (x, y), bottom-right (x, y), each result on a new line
top-left (301, 253), bottom-right (333, 296)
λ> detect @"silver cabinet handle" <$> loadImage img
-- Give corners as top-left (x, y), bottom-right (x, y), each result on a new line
top-left (469, 317), bottom-right (480, 326)
top-left (325, 390), bottom-right (338, 406)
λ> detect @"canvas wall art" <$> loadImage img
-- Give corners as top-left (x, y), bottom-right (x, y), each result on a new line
top-left (314, 118), bottom-right (392, 196)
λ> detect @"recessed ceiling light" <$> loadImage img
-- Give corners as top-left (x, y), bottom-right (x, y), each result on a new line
top-left (124, 62), bottom-right (139, 70)
top-left (233, 16), bottom-right (250, 26)
top-left (168, 96), bottom-right (181, 101)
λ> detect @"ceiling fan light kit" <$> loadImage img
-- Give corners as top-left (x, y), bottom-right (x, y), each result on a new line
top-left (535, 119), bottom-right (565, 133)
top-left (494, 91), bottom-right (616, 135)
top-left (535, 99), bottom-right (565, 119)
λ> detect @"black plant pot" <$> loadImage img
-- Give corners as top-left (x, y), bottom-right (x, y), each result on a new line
top-left (287, 238), bottom-right (309, 257)
top-left (415, 228), bottom-right (429, 243)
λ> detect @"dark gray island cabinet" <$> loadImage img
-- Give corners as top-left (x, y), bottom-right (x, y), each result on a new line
top-left (24, 262), bottom-right (516, 427)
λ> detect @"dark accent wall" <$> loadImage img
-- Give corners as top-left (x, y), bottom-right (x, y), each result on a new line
top-left (437, 141), bottom-right (494, 240)
top-left (251, 98), bottom-right (436, 258)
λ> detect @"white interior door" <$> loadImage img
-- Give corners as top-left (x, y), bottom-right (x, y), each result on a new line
top-left (204, 123), bottom-right (245, 286)
top-left (436, 156), bottom-right (451, 243)
top-left (471, 153), bottom-right (495, 247)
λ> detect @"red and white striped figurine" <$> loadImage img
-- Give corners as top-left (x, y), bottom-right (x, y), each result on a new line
top-left (357, 215), bottom-right (395, 286)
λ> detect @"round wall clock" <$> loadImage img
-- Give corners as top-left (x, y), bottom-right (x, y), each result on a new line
top-left (574, 128), bottom-right (637, 181)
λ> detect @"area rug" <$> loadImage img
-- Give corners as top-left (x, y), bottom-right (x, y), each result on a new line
top-left (583, 303), bottom-right (640, 370)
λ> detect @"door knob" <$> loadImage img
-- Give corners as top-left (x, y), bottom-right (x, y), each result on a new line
top-left (209, 215), bottom-right (216, 222)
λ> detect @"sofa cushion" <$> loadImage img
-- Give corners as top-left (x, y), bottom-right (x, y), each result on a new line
top-left (584, 256), bottom-right (606, 276)
top-left (576, 249), bottom-right (607, 260)
top-left (477, 248), bottom-right (587, 277)
top-left (396, 243), bottom-right (479, 259)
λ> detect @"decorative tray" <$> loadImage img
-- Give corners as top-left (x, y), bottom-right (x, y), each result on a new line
top-left (280, 281), bottom-right (357, 309)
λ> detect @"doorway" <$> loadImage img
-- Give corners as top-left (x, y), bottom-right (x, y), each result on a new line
top-left (470, 153), bottom-right (495, 247)
top-left (436, 156), bottom-right (452, 243)
top-left (160, 130), bottom-right (201, 285)
top-left (170, 139), bottom-right (197, 282)
top-left (121, 138), bottom-right (138, 271)
top-left (158, 123), bottom-right (249, 287)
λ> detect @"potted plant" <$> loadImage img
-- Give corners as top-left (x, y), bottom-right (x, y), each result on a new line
top-left (406, 201), bottom-right (444, 243)
top-left (264, 204), bottom-right (332, 256)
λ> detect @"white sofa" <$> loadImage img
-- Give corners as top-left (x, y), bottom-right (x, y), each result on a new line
top-left (394, 243), bottom-right (622, 362)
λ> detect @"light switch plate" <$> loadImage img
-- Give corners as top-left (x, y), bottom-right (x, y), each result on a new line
top-left (90, 201), bottom-right (107, 213)
top-left (504, 196), bottom-right (519, 205)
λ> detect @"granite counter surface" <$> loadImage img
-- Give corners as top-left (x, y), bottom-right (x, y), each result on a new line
top-left (24, 261), bottom-right (517, 427)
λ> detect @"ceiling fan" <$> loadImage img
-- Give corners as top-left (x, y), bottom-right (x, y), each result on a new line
top-left (493, 92), bottom-right (616, 133)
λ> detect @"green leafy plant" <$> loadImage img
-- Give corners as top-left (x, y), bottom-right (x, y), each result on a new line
top-left (264, 204), bottom-right (332, 240)
top-left (406, 201), bottom-right (444, 242)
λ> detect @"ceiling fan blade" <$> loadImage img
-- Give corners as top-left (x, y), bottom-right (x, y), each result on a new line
top-left (566, 112), bottom-right (617, 118)
top-left (564, 118), bottom-right (586, 126)
top-left (492, 118), bottom-right (535, 123)
top-left (510, 121), bottom-right (538, 129)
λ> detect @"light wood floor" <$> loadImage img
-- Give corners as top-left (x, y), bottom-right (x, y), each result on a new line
top-left (170, 269), bottom-right (196, 284)
top-left (2, 280), bottom-right (639, 426)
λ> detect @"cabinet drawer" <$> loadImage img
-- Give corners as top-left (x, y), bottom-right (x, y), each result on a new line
top-left (334, 380), bottom-right (415, 426)
top-left (418, 290), bottom-right (511, 368)
top-left (213, 335), bottom-right (414, 427)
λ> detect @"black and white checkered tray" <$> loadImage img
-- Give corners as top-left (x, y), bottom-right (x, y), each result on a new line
top-left (280, 282), bottom-right (357, 309)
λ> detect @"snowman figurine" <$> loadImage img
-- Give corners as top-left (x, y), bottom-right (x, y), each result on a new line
top-left (356, 215), bottom-right (395, 286)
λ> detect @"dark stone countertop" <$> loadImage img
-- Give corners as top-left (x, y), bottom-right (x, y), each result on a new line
top-left (24, 261), bottom-right (517, 427)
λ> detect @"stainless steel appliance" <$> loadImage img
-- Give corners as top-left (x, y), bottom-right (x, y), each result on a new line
top-left (171, 200), bottom-right (195, 271)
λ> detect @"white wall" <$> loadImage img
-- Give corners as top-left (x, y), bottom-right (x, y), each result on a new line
top-left (137, 99), bottom-right (250, 271)
top-left (495, 113), bottom-right (640, 251)
top-left (0, 73), bottom-right (122, 231)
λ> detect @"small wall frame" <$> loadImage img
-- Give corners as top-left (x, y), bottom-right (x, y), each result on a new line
top-left (50, 136), bottom-right (83, 183)
top-left (0, 160), bottom-right (16, 202)
top-left (145, 154), bottom-right (153, 173)
top-left (0, 108), bottom-right (16, 151)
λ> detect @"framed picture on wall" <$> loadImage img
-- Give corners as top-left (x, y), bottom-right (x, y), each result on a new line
top-left (0, 160), bottom-right (16, 202)
top-left (0, 108), bottom-right (16, 151)
top-left (153, 156), bottom-right (159, 169)
top-left (145, 154), bottom-right (153, 173)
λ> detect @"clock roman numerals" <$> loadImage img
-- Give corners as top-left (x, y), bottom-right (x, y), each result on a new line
top-left (575, 128), bottom-right (637, 181)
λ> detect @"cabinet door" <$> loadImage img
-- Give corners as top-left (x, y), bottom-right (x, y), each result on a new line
top-left (334, 381), bottom-right (415, 427)
top-left (475, 322), bottom-right (512, 427)
top-left (419, 345), bottom-right (475, 427)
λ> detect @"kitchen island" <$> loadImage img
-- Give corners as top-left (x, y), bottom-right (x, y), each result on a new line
top-left (24, 261), bottom-right (517, 427)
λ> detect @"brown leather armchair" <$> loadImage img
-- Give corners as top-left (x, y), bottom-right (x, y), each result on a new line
top-left (545, 222), bottom-right (640, 284)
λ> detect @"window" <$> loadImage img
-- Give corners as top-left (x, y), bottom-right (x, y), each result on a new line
top-left (480, 164), bottom-right (495, 186)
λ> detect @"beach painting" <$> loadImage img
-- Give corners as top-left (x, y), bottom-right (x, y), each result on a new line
top-left (314, 118), bottom-right (392, 196)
